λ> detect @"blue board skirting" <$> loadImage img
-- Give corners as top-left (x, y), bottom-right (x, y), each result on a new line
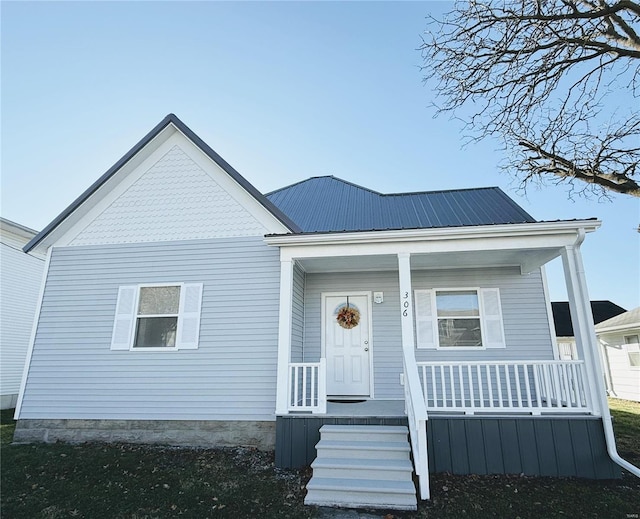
top-left (275, 415), bottom-right (620, 479)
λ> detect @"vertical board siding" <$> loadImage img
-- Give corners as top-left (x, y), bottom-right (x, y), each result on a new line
top-left (0, 243), bottom-right (44, 400)
top-left (276, 415), bottom-right (619, 479)
top-left (426, 416), bottom-right (619, 479)
top-left (20, 237), bottom-right (281, 421)
top-left (303, 267), bottom-right (554, 399)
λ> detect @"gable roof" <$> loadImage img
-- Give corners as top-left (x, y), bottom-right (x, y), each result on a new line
top-left (266, 176), bottom-right (535, 233)
top-left (595, 306), bottom-right (640, 333)
top-left (552, 301), bottom-right (627, 337)
top-left (24, 114), bottom-right (301, 252)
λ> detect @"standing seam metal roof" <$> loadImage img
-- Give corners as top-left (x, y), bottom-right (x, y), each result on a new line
top-left (266, 176), bottom-right (536, 233)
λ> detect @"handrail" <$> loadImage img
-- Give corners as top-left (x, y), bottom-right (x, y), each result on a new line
top-left (403, 348), bottom-right (430, 500)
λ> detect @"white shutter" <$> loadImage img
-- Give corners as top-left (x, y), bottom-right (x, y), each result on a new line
top-left (110, 286), bottom-right (138, 350)
top-left (480, 288), bottom-right (506, 349)
top-left (415, 289), bottom-right (437, 349)
top-left (177, 283), bottom-right (203, 350)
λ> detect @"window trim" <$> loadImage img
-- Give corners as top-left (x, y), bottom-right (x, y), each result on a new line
top-left (414, 287), bottom-right (505, 350)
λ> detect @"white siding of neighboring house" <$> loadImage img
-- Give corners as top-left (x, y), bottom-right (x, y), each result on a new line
top-left (599, 330), bottom-right (640, 402)
top-left (302, 266), bottom-right (554, 399)
top-left (18, 237), bottom-right (282, 420)
top-left (0, 222), bottom-right (45, 409)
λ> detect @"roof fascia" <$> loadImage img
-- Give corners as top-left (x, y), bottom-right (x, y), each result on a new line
top-left (1, 217), bottom-right (38, 240)
top-left (264, 220), bottom-right (601, 248)
top-left (596, 321), bottom-right (640, 333)
top-left (25, 114), bottom-right (300, 253)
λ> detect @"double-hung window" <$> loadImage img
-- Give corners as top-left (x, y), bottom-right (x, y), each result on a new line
top-left (110, 283), bottom-right (203, 351)
top-left (414, 288), bottom-right (505, 349)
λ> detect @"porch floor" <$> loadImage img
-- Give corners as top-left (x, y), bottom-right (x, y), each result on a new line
top-left (325, 399), bottom-right (405, 417)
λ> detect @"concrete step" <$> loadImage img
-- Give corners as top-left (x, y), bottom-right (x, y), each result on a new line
top-left (315, 439), bottom-right (411, 460)
top-left (311, 457), bottom-right (414, 481)
top-left (318, 424), bottom-right (409, 442)
top-left (304, 477), bottom-right (417, 510)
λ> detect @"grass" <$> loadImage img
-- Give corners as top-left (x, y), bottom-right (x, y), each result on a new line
top-left (1, 401), bottom-right (639, 518)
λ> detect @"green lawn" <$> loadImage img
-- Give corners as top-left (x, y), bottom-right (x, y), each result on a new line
top-left (2, 402), bottom-right (639, 518)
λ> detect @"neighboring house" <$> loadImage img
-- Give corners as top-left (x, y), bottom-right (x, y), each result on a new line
top-left (596, 307), bottom-right (640, 402)
top-left (13, 114), bottom-right (626, 509)
top-left (0, 218), bottom-right (45, 409)
top-left (552, 301), bottom-right (627, 360)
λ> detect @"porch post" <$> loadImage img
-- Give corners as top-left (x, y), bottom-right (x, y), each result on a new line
top-left (561, 236), bottom-right (605, 415)
top-left (397, 253), bottom-right (415, 352)
top-left (275, 258), bottom-right (294, 415)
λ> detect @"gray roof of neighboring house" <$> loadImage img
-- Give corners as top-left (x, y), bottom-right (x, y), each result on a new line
top-left (552, 301), bottom-right (627, 337)
top-left (595, 307), bottom-right (640, 332)
top-left (266, 176), bottom-right (536, 233)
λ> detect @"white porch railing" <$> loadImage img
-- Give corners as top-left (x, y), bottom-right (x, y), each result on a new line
top-left (288, 360), bottom-right (326, 413)
top-left (417, 361), bottom-right (592, 414)
top-left (403, 349), bottom-right (430, 500)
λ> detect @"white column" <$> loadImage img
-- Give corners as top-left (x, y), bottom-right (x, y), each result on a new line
top-left (275, 258), bottom-right (294, 415)
top-left (561, 241), bottom-right (605, 415)
top-left (398, 253), bottom-right (415, 352)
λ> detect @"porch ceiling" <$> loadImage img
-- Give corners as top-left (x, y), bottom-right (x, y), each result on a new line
top-left (298, 247), bottom-right (561, 274)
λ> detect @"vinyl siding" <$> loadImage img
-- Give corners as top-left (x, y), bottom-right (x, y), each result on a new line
top-left (0, 240), bottom-right (45, 401)
top-left (19, 237), bottom-right (281, 420)
top-left (291, 263), bottom-right (305, 363)
top-left (302, 267), bottom-right (554, 399)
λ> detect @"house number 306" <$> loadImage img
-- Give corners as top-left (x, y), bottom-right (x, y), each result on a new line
top-left (402, 292), bottom-right (410, 317)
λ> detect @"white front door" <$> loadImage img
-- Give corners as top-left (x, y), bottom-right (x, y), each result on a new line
top-left (324, 294), bottom-right (371, 396)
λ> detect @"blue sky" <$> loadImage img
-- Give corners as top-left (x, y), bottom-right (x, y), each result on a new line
top-left (2, 1), bottom-right (638, 310)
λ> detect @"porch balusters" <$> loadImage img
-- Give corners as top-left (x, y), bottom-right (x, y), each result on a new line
top-left (287, 360), bottom-right (326, 414)
top-left (417, 361), bottom-right (591, 414)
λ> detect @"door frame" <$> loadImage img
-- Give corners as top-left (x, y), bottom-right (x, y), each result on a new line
top-left (320, 291), bottom-right (374, 398)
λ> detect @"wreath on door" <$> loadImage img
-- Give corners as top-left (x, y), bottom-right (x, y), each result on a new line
top-left (336, 302), bottom-right (360, 329)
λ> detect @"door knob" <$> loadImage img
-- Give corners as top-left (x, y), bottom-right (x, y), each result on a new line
top-left (364, 340), bottom-right (369, 344)
top-left (364, 347), bottom-right (369, 351)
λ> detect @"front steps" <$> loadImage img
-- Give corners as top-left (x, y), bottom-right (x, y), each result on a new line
top-left (304, 425), bottom-right (417, 510)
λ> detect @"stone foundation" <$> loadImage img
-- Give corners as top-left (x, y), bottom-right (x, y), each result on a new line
top-left (13, 419), bottom-right (276, 450)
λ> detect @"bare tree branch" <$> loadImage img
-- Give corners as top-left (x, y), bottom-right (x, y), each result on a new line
top-left (421, 0), bottom-right (640, 198)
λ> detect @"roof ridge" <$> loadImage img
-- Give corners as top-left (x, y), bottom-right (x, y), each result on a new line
top-left (381, 186), bottom-right (499, 197)
top-left (266, 175), bottom-right (383, 196)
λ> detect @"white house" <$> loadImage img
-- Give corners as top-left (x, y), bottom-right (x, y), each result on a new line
top-left (13, 114), bottom-right (635, 510)
top-left (0, 218), bottom-right (45, 409)
top-left (552, 301), bottom-right (626, 360)
top-left (596, 307), bottom-right (640, 402)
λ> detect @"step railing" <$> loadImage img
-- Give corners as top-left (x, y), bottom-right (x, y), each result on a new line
top-left (288, 360), bottom-right (326, 414)
top-left (416, 360), bottom-right (591, 414)
top-left (403, 349), bottom-right (430, 500)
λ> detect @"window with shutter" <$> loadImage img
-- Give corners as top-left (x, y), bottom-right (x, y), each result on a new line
top-left (414, 287), bottom-right (505, 350)
top-left (110, 283), bottom-right (203, 351)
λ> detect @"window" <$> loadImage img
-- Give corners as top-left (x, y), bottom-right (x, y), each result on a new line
top-left (110, 283), bottom-right (203, 351)
top-left (135, 286), bottom-right (180, 348)
top-left (414, 288), bottom-right (505, 349)
top-left (435, 290), bottom-right (482, 347)
top-left (625, 335), bottom-right (640, 368)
